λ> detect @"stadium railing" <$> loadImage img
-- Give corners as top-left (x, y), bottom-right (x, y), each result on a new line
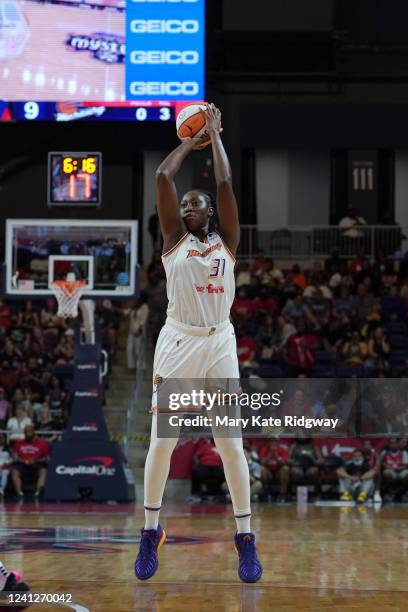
top-left (239, 225), bottom-right (408, 259)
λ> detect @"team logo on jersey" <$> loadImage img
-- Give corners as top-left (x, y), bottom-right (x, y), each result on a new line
top-left (186, 243), bottom-right (222, 258)
top-left (66, 33), bottom-right (125, 64)
top-left (194, 283), bottom-right (224, 294)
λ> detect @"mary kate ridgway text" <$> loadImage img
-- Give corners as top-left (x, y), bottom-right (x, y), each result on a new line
top-left (167, 415), bottom-right (340, 430)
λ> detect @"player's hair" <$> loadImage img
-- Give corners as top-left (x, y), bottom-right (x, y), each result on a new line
top-left (198, 189), bottom-right (218, 232)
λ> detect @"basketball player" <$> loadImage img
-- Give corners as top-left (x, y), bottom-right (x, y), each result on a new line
top-left (135, 103), bottom-right (263, 583)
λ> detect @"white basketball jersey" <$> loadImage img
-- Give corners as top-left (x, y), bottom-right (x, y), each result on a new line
top-left (162, 232), bottom-right (236, 327)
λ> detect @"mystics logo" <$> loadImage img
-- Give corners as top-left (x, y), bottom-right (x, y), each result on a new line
top-left (56, 456), bottom-right (116, 477)
top-left (75, 388), bottom-right (98, 398)
top-left (66, 33), bottom-right (125, 64)
top-left (72, 422), bottom-right (98, 433)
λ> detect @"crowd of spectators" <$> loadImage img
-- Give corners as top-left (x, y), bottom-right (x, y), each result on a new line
top-left (184, 435), bottom-right (408, 505)
top-left (0, 296), bottom-right (119, 499)
top-left (230, 249), bottom-right (408, 379)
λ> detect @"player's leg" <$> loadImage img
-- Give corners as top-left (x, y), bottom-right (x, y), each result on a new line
top-left (135, 325), bottom-right (205, 580)
top-left (207, 325), bottom-right (263, 583)
top-left (11, 465), bottom-right (23, 497)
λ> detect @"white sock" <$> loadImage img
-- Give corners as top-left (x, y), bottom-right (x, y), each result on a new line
top-left (235, 513), bottom-right (252, 534)
top-left (143, 414), bottom-right (179, 531)
top-left (213, 436), bottom-right (252, 534)
top-left (0, 562), bottom-right (10, 591)
top-left (144, 505), bottom-right (161, 530)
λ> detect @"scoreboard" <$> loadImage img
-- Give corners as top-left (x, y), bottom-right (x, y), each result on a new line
top-left (48, 152), bottom-right (102, 207)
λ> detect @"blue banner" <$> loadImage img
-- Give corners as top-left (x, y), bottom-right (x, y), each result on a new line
top-left (126, 0), bottom-right (205, 101)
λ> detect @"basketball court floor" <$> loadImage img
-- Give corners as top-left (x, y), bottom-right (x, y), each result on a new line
top-left (0, 502), bottom-right (406, 611)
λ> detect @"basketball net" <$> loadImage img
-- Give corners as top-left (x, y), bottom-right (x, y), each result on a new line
top-left (51, 279), bottom-right (87, 319)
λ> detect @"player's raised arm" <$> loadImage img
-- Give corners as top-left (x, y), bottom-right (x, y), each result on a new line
top-left (202, 103), bottom-right (240, 255)
top-left (155, 140), bottom-right (196, 253)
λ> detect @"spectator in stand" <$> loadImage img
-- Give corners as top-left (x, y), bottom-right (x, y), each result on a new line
top-left (380, 438), bottom-right (408, 502)
top-left (354, 284), bottom-right (375, 324)
top-left (337, 449), bottom-right (376, 503)
top-left (127, 292), bottom-right (149, 372)
top-left (255, 314), bottom-right (279, 348)
top-left (40, 299), bottom-right (63, 344)
top-left (303, 277), bottom-right (332, 301)
top-left (11, 389), bottom-right (32, 420)
top-left (341, 331), bottom-right (368, 367)
top-left (231, 286), bottom-right (255, 322)
top-left (282, 389), bottom-right (313, 422)
top-left (289, 264), bottom-right (307, 291)
top-left (236, 326), bottom-right (257, 367)
top-left (7, 405), bottom-right (32, 443)
top-left (287, 437), bottom-right (322, 497)
top-left (258, 258), bottom-right (284, 286)
top-left (235, 261), bottom-right (252, 288)
top-left (282, 293), bottom-right (318, 328)
top-left (0, 339), bottom-right (23, 370)
top-left (0, 361), bottom-right (18, 395)
top-left (284, 320), bottom-right (320, 376)
top-left (382, 285), bottom-right (406, 321)
top-left (0, 299), bottom-right (13, 332)
top-left (0, 433), bottom-right (11, 498)
top-left (190, 438), bottom-right (224, 502)
top-left (45, 376), bottom-right (66, 416)
top-left (276, 316), bottom-right (297, 352)
top-left (11, 425), bottom-right (49, 499)
top-left (252, 286), bottom-right (278, 320)
top-left (0, 388), bottom-right (10, 429)
top-left (15, 301), bottom-right (39, 333)
top-left (308, 289), bottom-right (331, 330)
top-left (250, 249), bottom-right (266, 275)
top-left (339, 208), bottom-right (367, 241)
top-left (35, 405), bottom-right (62, 443)
top-left (361, 300), bottom-right (383, 339)
top-left (365, 327), bottom-right (390, 374)
top-left (258, 437), bottom-right (290, 502)
top-left (332, 286), bottom-right (356, 318)
top-left (54, 330), bottom-right (75, 363)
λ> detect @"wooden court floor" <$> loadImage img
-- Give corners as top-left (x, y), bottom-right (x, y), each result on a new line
top-left (0, 502), bottom-right (407, 611)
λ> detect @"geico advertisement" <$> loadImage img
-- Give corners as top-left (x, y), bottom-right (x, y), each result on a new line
top-left (126, 0), bottom-right (205, 100)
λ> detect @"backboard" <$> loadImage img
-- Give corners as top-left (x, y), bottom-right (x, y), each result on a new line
top-left (5, 219), bottom-right (138, 298)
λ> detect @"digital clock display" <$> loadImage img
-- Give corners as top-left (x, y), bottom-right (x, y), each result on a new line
top-left (48, 152), bottom-right (102, 207)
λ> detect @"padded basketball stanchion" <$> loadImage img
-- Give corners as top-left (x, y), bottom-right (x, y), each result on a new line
top-left (44, 298), bottom-right (135, 502)
top-left (79, 299), bottom-right (95, 345)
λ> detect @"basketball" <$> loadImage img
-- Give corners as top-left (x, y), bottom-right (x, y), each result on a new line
top-left (176, 103), bottom-right (211, 148)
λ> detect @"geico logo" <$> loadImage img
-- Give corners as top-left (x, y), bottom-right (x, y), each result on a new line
top-left (56, 465), bottom-right (116, 476)
top-left (130, 20), bottom-right (199, 34)
top-left (130, 81), bottom-right (199, 95)
top-left (130, 50), bottom-right (199, 64)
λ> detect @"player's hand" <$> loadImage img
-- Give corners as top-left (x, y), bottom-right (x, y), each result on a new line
top-left (200, 103), bottom-right (222, 134)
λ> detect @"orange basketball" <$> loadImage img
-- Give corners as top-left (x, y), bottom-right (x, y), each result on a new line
top-left (176, 103), bottom-right (211, 148)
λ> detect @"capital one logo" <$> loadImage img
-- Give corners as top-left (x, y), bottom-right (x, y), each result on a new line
top-left (56, 456), bottom-right (116, 477)
top-left (72, 422), bottom-right (98, 432)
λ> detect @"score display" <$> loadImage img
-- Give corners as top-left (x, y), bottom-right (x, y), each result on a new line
top-left (48, 152), bottom-right (102, 207)
top-left (0, 0), bottom-right (205, 122)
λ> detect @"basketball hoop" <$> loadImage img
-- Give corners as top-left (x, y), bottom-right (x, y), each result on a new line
top-left (51, 279), bottom-right (87, 319)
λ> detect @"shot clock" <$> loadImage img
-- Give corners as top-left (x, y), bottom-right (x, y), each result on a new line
top-left (48, 152), bottom-right (102, 207)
